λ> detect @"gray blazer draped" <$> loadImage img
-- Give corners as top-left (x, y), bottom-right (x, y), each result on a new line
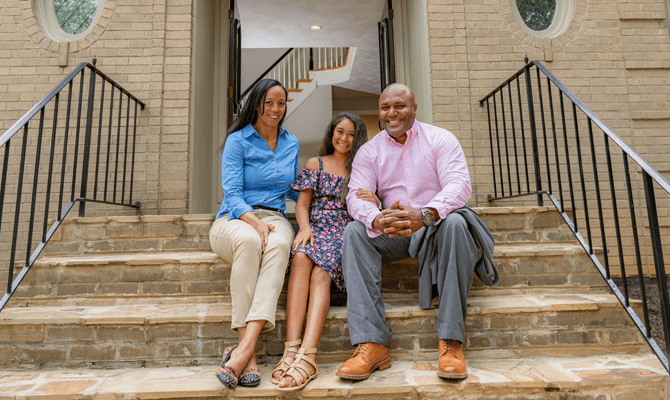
top-left (408, 206), bottom-right (499, 309)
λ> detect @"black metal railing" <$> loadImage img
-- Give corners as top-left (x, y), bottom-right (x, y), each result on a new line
top-left (480, 57), bottom-right (670, 372)
top-left (0, 57), bottom-right (145, 311)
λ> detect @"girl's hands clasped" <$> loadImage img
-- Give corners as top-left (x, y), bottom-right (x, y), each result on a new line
top-left (292, 227), bottom-right (314, 251)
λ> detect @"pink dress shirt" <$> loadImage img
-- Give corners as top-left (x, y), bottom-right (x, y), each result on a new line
top-left (346, 120), bottom-right (471, 238)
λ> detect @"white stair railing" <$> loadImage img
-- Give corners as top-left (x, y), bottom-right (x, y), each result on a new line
top-left (235, 47), bottom-right (351, 119)
top-left (265, 47), bottom-right (349, 90)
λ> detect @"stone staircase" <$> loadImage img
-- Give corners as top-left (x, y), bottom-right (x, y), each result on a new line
top-left (0, 206), bottom-right (668, 399)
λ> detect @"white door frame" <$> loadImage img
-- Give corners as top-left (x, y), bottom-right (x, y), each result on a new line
top-left (190, 0), bottom-right (229, 214)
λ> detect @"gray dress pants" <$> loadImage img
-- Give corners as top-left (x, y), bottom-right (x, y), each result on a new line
top-left (342, 213), bottom-right (476, 347)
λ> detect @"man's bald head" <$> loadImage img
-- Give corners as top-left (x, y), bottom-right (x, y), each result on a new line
top-left (381, 83), bottom-right (415, 105)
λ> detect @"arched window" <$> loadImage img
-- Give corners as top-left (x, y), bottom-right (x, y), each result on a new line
top-left (510, 0), bottom-right (571, 38)
top-left (516, 0), bottom-right (556, 32)
top-left (55, 0), bottom-right (100, 35)
top-left (36, 0), bottom-right (106, 42)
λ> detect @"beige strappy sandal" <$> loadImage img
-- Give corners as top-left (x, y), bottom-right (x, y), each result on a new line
top-left (277, 347), bottom-right (318, 391)
top-left (271, 338), bottom-right (301, 384)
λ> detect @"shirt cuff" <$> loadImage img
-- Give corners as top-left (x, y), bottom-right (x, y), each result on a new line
top-left (424, 201), bottom-right (448, 224)
top-left (228, 204), bottom-right (253, 220)
top-left (364, 209), bottom-right (382, 238)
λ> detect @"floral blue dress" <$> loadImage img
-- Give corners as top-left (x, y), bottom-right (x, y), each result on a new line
top-left (290, 157), bottom-right (351, 291)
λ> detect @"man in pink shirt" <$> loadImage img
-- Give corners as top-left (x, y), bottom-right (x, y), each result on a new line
top-left (336, 83), bottom-right (478, 381)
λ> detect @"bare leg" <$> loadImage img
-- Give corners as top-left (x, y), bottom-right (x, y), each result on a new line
top-left (279, 266), bottom-right (331, 388)
top-left (272, 252), bottom-right (314, 381)
top-left (218, 320), bottom-right (265, 376)
top-left (236, 326), bottom-right (259, 372)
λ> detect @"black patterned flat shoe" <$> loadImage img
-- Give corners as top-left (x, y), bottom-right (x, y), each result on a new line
top-left (216, 345), bottom-right (239, 389)
top-left (238, 367), bottom-right (261, 387)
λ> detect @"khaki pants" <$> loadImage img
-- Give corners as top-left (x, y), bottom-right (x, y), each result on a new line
top-left (209, 209), bottom-right (294, 332)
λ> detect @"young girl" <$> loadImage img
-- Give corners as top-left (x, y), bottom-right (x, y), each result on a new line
top-left (272, 112), bottom-right (377, 391)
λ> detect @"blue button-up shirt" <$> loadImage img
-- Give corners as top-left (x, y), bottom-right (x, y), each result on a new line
top-left (216, 123), bottom-right (300, 220)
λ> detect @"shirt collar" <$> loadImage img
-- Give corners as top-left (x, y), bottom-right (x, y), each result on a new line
top-left (240, 123), bottom-right (287, 139)
top-left (385, 119), bottom-right (420, 146)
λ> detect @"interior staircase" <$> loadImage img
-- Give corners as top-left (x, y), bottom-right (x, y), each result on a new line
top-left (247, 47), bottom-right (355, 119)
top-left (0, 206), bottom-right (668, 399)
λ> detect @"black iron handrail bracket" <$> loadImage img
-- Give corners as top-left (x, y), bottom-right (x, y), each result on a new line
top-left (0, 57), bottom-right (145, 311)
top-left (479, 57), bottom-right (670, 372)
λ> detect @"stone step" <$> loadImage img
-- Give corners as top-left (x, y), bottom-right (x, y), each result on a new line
top-left (0, 292), bottom-right (647, 369)
top-left (16, 252), bottom-right (228, 300)
top-left (14, 242), bottom-right (605, 300)
top-left (44, 214), bottom-right (215, 255)
top-left (42, 207), bottom-right (573, 256)
top-left (0, 354), bottom-right (666, 399)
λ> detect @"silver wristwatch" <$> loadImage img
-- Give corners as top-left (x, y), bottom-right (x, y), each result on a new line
top-left (420, 208), bottom-right (436, 227)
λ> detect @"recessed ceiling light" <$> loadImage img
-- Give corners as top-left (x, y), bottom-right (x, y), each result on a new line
top-left (310, 25), bottom-right (322, 31)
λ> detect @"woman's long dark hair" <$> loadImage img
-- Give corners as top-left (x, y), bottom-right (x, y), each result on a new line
top-left (318, 112), bottom-right (368, 201)
top-left (223, 79), bottom-right (288, 146)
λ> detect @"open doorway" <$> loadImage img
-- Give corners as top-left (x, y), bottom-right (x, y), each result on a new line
top-left (189, 0), bottom-right (432, 214)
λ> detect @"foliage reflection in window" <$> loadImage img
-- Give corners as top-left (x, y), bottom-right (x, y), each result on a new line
top-left (54, 0), bottom-right (99, 36)
top-left (516, 0), bottom-right (556, 31)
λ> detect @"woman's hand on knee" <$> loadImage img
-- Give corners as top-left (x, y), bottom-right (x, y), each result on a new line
top-left (251, 221), bottom-right (275, 252)
top-left (292, 227), bottom-right (314, 251)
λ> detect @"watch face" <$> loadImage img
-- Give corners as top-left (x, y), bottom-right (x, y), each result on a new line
top-left (422, 209), bottom-right (435, 226)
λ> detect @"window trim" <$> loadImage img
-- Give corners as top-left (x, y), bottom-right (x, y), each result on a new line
top-left (36, 0), bottom-right (106, 42)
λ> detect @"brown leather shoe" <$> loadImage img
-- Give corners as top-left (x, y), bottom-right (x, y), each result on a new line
top-left (437, 339), bottom-right (468, 379)
top-left (336, 342), bottom-right (391, 380)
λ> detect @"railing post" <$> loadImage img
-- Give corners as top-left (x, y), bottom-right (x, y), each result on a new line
top-left (642, 172), bottom-right (670, 356)
top-left (523, 56), bottom-right (543, 206)
top-left (79, 57), bottom-right (97, 217)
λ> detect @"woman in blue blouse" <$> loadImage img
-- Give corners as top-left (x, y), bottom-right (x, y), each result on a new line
top-left (209, 79), bottom-right (299, 389)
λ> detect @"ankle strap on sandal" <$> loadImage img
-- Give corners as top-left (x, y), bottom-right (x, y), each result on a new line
top-left (294, 348), bottom-right (318, 368)
top-left (285, 339), bottom-right (302, 347)
top-left (297, 348), bottom-right (317, 356)
top-left (281, 339), bottom-right (302, 357)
